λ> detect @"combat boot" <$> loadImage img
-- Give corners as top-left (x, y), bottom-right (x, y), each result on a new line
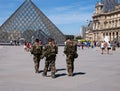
top-left (68, 73), bottom-right (73, 77)
top-left (51, 74), bottom-right (56, 78)
top-left (42, 72), bottom-right (47, 77)
top-left (35, 70), bottom-right (39, 73)
top-left (35, 65), bottom-right (39, 73)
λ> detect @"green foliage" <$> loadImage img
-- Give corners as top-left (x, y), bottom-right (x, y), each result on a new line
top-left (65, 35), bottom-right (74, 40)
top-left (75, 36), bottom-right (83, 40)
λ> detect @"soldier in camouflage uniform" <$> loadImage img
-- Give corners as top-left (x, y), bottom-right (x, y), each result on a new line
top-left (30, 39), bottom-right (43, 73)
top-left (41, 38), bottom-right (58, 78)
top-left (64, 38), bottom-right (78, 76)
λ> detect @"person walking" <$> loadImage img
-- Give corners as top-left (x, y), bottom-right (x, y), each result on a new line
top-left (107, 41), bottom-right (111, 54)
top-left (64, 38), bottom-right (78, 76)
top-left (81, 42), bottom-right (84, 50)
top-left (30, 39), bottom-right (43, 73)
top-left (101, 41), bottom-right (105, 54)
top-left (41, 38), bottom-right (58, 78)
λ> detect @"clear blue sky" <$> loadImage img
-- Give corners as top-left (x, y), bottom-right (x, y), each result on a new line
top-left (0, 0), bottom-right (99, 35)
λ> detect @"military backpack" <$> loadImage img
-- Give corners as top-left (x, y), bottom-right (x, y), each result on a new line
top-left (31, 43), bottom-right (42, 55)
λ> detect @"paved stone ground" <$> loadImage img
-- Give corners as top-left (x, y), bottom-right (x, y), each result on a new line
top-left (0, 45), bottom-right (120, 91)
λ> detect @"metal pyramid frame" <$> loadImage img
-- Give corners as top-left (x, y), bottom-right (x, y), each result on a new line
top-left (0, 0), bottom-right (65, 44)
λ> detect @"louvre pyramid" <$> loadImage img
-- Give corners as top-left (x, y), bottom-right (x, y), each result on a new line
top-left (0, 0), bottom-right (65, 44)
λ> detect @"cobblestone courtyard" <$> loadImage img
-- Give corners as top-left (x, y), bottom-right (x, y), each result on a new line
top-left (0, 46), bottom-right (120, 91)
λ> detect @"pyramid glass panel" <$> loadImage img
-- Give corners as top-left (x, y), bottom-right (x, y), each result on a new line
top-left (0, 0), bottom-right (65, 44)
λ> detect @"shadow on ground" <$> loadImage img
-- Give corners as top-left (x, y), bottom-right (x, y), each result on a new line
top-left (73, 72), bottom-right (86, 76)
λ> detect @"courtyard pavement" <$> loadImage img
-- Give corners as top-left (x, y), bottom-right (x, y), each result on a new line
top-left (0, 45), bottom-right (120, 91)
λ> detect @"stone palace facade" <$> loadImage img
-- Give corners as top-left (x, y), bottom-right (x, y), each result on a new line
top-left (92, 0), bottom-right (120, 42)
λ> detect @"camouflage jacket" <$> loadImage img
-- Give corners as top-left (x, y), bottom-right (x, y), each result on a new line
top-left (30, 42), bottom-right (43, 55)
top-left (42, 43), bottom-right (58, 58)
top-left (64, 41), bottom-right (77, 55)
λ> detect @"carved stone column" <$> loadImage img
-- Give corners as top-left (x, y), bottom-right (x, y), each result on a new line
top-left (118, 31), bottom-right (120, 37)
top-left (113, 32), bottom-right (115, 40)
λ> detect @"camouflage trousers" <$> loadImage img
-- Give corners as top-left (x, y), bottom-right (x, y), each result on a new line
top-left (33, 55), bottom-right (41, 73)
top-left (66, 54), bottom-right (75, 76)
top-left (43, 55), bottom-right (56, 76)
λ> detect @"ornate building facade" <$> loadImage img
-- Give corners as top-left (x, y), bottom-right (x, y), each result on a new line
top-left (92, 0), bottom-right (120, 42)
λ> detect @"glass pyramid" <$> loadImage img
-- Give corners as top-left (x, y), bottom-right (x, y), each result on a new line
top-left (0, 0), bottom-right (65, 44)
